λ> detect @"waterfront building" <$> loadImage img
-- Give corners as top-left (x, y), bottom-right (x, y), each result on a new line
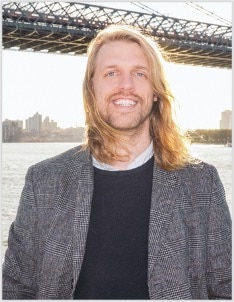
top-left (42, 116), bottom-right (58, 132)
top-left (26, 112), bottom-right (42, 132)
top-left (2, 119), bottom-right (23, 142)
top-left (220, 110), bottom-right (232, 129)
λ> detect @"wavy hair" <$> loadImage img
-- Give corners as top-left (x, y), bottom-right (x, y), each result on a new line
top-left (82, 25), bottom-right (191, 170)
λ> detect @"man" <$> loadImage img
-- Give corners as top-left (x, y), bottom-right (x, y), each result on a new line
top-left (3, 25), bottom-right (231, 299)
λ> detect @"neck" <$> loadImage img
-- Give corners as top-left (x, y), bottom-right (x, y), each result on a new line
top-left (109, 131), bottom-right (152, 170)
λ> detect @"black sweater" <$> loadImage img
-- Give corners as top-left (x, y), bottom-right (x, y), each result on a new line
top-left (74, 157), bottom-right (154, 299)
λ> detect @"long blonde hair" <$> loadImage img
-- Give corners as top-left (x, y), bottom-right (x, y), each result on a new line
top-left (82, 25), bottom-right (191, 170)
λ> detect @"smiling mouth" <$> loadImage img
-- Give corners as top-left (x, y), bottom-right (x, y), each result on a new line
top-left (113, 99), bottom-right (137, 107)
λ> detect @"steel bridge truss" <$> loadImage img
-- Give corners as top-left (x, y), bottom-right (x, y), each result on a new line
top-left (2, 2), bottom-right (232, 68)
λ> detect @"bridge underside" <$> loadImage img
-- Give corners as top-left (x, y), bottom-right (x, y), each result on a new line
top-left (3, 25), bottom-right (232, 68)
top-left (3, 23), bottom-right (231, 69)
top-left (3, 24), bottom-right (232, 68)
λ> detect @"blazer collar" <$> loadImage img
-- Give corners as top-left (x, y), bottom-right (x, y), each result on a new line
top-left (70, 148), bottom-right (94, 296)
top-left (148, 162), bottom-right (181, 276)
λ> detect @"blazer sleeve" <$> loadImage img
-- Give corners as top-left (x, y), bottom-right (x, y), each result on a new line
top-left (206, 166), bottom-right (232, 299)
top-left (2, 166), bottom-right (38, 299)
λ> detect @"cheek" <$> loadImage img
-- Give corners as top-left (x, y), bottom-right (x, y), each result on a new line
top-left (94, 88), bottom-right (105, 108)
top-left (145, 89), bottom-right (155, 103)
top-left (93, 77), bottom-right (106, 96)
top-left (93, 80), bottom-right (117, 103)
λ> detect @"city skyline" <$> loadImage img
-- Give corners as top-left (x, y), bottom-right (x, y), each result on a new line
top-left (3, 108), bottom-right (232, 131)
top-left (2, 111), bottom-right (232, 144)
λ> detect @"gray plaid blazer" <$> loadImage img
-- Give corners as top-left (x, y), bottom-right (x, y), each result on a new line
top-left (3, 145), bottom-right (232, 299)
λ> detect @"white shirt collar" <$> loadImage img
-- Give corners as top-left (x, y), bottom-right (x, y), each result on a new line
top-left (92, 141), bottom-right (154, 171)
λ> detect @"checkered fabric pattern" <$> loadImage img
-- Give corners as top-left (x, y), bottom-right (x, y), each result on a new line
top-left (2, 146), bottom-right (232, 299)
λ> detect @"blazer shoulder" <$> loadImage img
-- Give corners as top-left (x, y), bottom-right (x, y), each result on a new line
top-left (180, 158), bottom-right (218, 178)
top-left (178, 158), bottom-right (224, 195)
top-left (28, 144), bottom-right (91, 177)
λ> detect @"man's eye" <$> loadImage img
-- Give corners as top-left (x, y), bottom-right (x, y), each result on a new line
top-left (135, 72), bottom-right (146, 78)
top-left (106, 71), bottom-right (117, 77)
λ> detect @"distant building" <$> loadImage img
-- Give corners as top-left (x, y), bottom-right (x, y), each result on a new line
top-left (26, 112), bottom-right (42, 132)
top-left (42, 116), bottom-right (58, 132)
top-left (2, 119), bottom-right (23, 142)
top-left (220, 110), bottom-right (232, 129)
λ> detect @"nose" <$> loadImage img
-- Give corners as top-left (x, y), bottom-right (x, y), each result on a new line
top-left (118, 73), bottom-right (134, 91)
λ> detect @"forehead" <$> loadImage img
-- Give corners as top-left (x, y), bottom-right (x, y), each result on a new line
top-left (94, 40), bottom-right (148, 68)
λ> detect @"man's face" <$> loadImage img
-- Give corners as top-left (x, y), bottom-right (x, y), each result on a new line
top-left (92, 40), bottom-right (155, 133)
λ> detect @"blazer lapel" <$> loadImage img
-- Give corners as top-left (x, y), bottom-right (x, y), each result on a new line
top-left (148, 163), bottom-right (181, 277)
top-left (71, 150), bottom-right (94, 295)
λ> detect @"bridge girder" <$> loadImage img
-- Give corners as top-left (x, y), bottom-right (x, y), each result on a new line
top-left (2, 2), bottom-right (232, 69)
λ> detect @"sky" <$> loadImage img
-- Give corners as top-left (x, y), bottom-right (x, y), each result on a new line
top-left (2, 1), bottom-right (232, 130)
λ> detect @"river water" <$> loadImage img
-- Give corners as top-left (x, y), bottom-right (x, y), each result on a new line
top-left (2, 142), bottom-right (232, 257)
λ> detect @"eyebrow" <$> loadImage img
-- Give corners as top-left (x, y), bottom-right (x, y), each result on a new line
top-left (102, 64), bottom-right (149, 71)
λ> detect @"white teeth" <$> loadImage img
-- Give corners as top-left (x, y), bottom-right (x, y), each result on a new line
top-left (114, 99), bottom-right (136, 106)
